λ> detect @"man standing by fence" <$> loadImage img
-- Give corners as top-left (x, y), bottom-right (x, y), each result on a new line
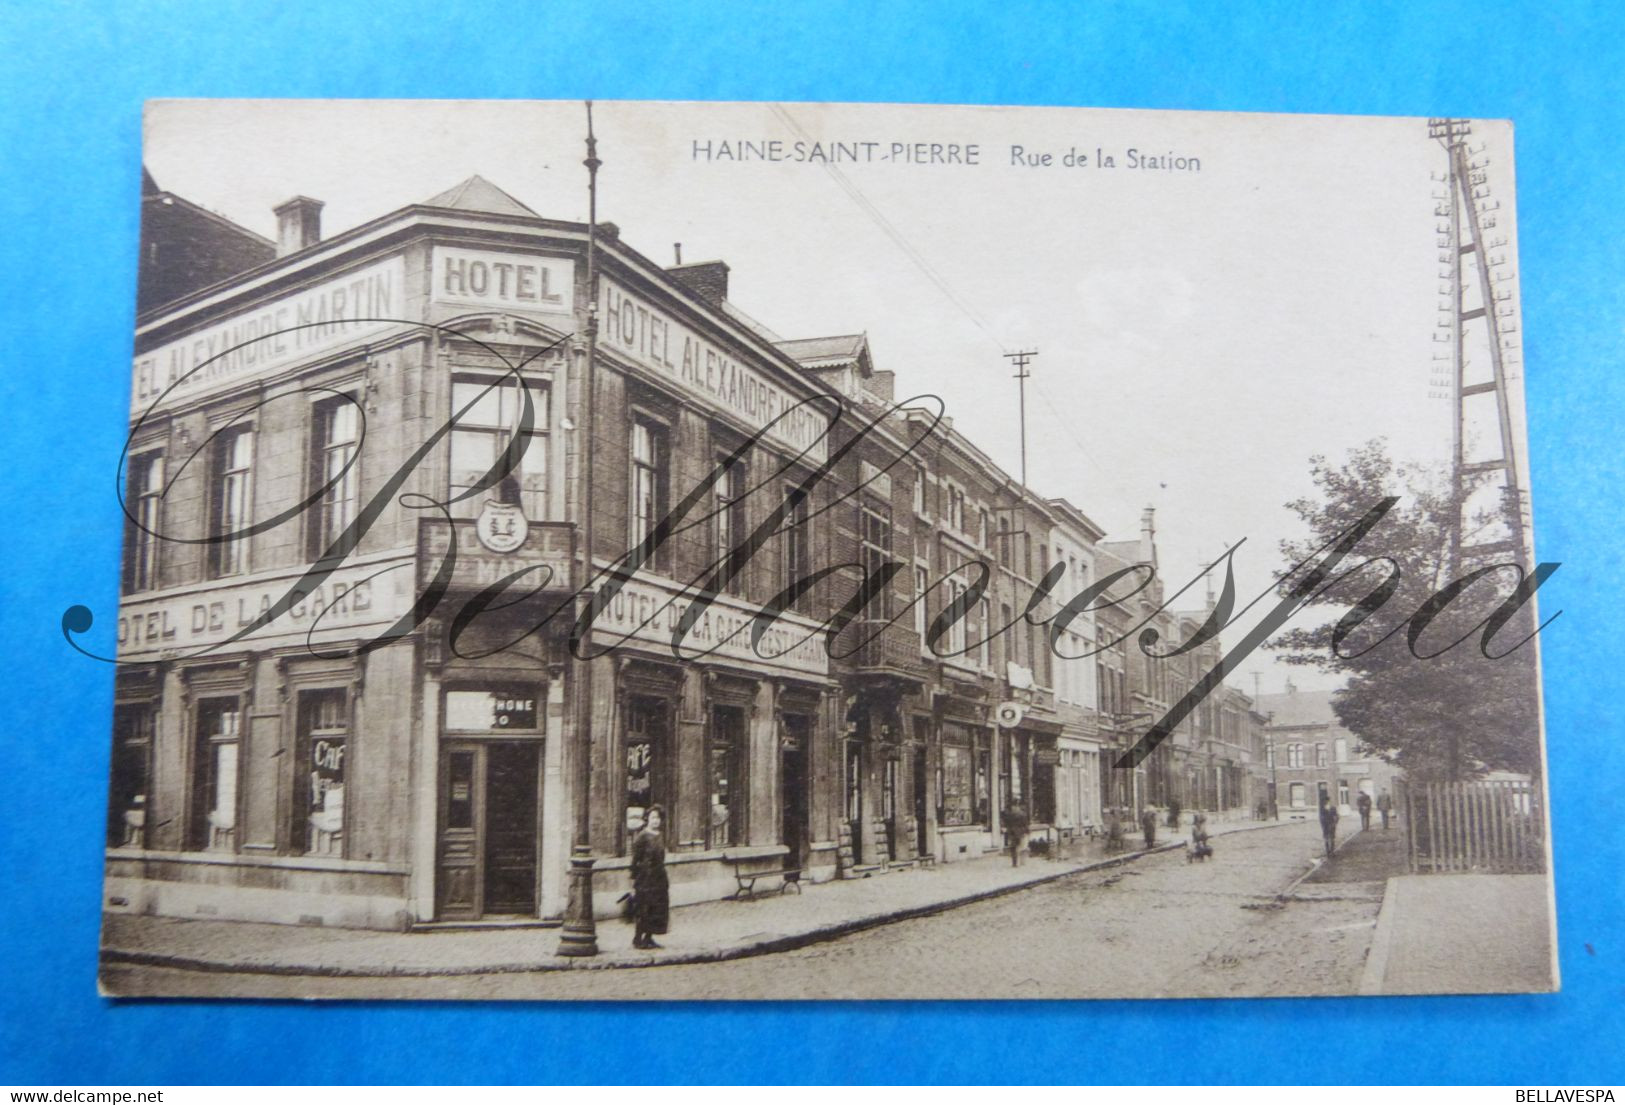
top-left (1357, 790), bottom-right (1373, 831)
top-left (1377, 789), bottom-right (1393, 831)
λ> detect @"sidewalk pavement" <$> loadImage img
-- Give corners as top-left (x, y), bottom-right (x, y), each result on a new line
top-left (101, 815), bottom-right (1291, 978)
top-left (1359, 872), bottom-right (1557, 995)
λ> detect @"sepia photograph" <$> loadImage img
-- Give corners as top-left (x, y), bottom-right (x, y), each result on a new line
top-left (91, 98), bottom-right (1555, 1001)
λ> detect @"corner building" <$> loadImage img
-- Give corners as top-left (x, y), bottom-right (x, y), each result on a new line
top-left (109, 177), bottom-right (841, 929)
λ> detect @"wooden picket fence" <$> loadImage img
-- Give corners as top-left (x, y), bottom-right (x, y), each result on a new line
top-left (1404, 778), bottom-right (1545, 874)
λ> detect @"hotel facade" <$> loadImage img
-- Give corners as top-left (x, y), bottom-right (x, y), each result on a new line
top-left (106, 174), bottom-right (1259, 933)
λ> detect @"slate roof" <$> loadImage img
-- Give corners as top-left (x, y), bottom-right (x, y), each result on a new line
top-left (422, 175), bottom-right (538, 218)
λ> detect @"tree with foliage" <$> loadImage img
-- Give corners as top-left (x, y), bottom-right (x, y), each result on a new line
top-left (1270, 439), bottom-right (1544, 783)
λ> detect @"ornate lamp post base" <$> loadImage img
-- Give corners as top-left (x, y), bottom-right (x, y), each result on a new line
top-left (556, 846), bottom-right (598, 957)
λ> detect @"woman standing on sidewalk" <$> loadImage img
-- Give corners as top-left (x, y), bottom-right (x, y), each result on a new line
top-left (631, 805), bottom-right (670, 950)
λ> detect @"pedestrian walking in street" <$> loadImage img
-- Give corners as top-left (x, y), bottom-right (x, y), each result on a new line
top-left (1377, 789), bottom-right (1393, 831)
top-left (1356, 790), bottom-right (1373, 831)
top-left (1003, 800), bottom-right (1030, 867)
top-left (1140, 806), bottom-right (1157, 848)
top-left (1318, 794), bottom-right (1339, 858)
top-left (630, 804), bottom-right (670, 950)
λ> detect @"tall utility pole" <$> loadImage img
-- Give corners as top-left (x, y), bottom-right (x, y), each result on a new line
top-left (558, 101), bottom-right (602, 958)
top-left (1003, 349), bottom-right (1038, 489)
top-left (1428, 118), bottom-right (1529, 577)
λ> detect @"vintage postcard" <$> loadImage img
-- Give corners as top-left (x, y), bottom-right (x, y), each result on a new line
top-left (93, 99), bottom-right (1554, 1000)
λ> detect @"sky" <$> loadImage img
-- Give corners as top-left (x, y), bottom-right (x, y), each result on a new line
top-left (142, 99), bottom-right (1531, 696)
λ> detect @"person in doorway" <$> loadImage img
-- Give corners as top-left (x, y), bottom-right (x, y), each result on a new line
top-left (1356, 790), bottom-right (1373, 831)
top-left (630, 804), bottom-right (670, 950)
top-left (1003, 800), bottom-right (1030, 866)
top-left (1377, 789), bottom-right (1394, 831)
top-left (1318, 793), bottom-right (1340, 857)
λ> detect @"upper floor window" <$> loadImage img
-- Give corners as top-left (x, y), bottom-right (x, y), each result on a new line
top-left (912, 469), bottom-right (927, 517)
top-left (629, 417), bottom-right (670, 563)
top-left (310, 396), bottom-right (361, 556)
top-left (1315, 742), bottom-right (1328, 767)
top-left (209, 426), bottom-right (254, 577)
top-left (948, 486), bottom-right (966, 533)
top-left (784, 486), bottom-right (812, 612)
top-left (1287, 743), bottom-right (1305, 768)
top-left (450, 377), bottom-right (549, 520)
top-left (978, 508), bottom-right (991, 549)
top-left (859, 498), bottom-right (893, 620)
top-left (123, 452), bottom-right (165, 592)
top-left (714, 452), bottom-right (748, 595)
top-left (913, 564), bottom-right (929, 644)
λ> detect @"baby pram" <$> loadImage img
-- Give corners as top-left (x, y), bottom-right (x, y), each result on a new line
top-left (1187, 812), bottom-right (1214, 862)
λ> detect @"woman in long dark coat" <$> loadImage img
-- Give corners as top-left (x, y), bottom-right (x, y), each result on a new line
top-left (630, 804), bottom-right (670, 949)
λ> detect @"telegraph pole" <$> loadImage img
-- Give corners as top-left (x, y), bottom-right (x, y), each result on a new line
top-left (1003, 349), bottom-right (1037, 489)
top-left (558, 100), bottom-right (602, 958)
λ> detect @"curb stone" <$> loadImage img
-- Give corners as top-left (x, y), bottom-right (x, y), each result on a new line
top-left (104, 824), bottom-right (1298, 979)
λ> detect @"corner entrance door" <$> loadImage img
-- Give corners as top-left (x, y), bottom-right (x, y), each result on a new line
top-left (437, 741), bottom-right (542, 920)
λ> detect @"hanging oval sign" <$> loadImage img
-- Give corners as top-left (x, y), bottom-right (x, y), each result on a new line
top-left (475, 497), bottom-right (529, 554)
top-left (994, 701), bottom-right (1026, 728)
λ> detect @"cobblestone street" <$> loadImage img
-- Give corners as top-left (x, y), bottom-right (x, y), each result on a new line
top-left (105, 819), bottom-right (1391, 1000)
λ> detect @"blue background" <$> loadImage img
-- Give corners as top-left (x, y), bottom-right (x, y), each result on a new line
top-left (1, 0), bottom-right (1619, 1085)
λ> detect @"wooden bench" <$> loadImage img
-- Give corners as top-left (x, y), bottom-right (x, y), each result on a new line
top-left (724, 855), bottom-right (803, 901)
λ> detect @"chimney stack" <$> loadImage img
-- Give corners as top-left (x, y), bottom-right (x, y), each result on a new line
top-left (273, 195), bottom-right (324, 257)
top-left (666, 260), bottom-right (730, 306)
top-left (1139, 505), bottom-right (1158, 568)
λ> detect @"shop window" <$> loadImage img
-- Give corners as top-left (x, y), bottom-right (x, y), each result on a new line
top-left (123, 452), bottom-right (164, 593)
top-left (208, 426), bottom-right (254, 578)
top-left (939, 742), bottom-right (973, 827)
top-left (108, 704), bottom-right (154, 848)
top-left (974, 730), bottom-right (991, 827)
top-left (449, 377), bottom-right (549, 520)
top-left (623, 695), bottom-right (669, 847)
top-left (629, 417), bottom-right (669, 565)
top-left (297, 689), bottom-right (348, 856)
top-left (309, 395), bottom-right (361, 556)
top-left (707, 706), bottom-right (746, 849)
top-left (713, 452), bottom-right (748, 595)
top-left (189, 698), bottom-right (241, 851)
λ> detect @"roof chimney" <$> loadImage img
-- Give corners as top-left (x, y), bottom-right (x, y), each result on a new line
top-left (667, 260), bottom-right (729, 306)
top-left (273, 195), bottom-right (324, 257)
top-left (1139, 505), bottom-right (1158, 569)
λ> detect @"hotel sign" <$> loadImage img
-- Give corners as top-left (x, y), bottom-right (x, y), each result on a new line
top-left (115, 556), bottom-right (416, 661)
top-left (432, 247), bottom-right (575, 316)
top-left (132, 256), bottom-right (406, 412)
top-left (591, 572), bottom-right (829, 678)
top-left (417, 518), bottom-right (574, 593)
top-left (600, 278), bottom-right (831, 461)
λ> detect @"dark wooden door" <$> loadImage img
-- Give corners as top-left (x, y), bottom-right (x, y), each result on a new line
top-left (780, 714), bottom-right (810, 870)
top-left (437, 741), bottom-right (542, 919)
top-left (483, 742), bottom-right (541, 915)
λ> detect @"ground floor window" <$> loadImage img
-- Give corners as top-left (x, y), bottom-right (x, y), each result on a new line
top-left (707, 705), bottom-right (746, 849)
top-left (109, 704), bottom-right (154, 848)
top-left (189, 698), bottom-right (240, 852)
top-left (1289, 782), bottom-right (1307, 808)
top-left (298, 689), bottom-right (348, 856)
top-left (623, 694), bottom-right (670, 845)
